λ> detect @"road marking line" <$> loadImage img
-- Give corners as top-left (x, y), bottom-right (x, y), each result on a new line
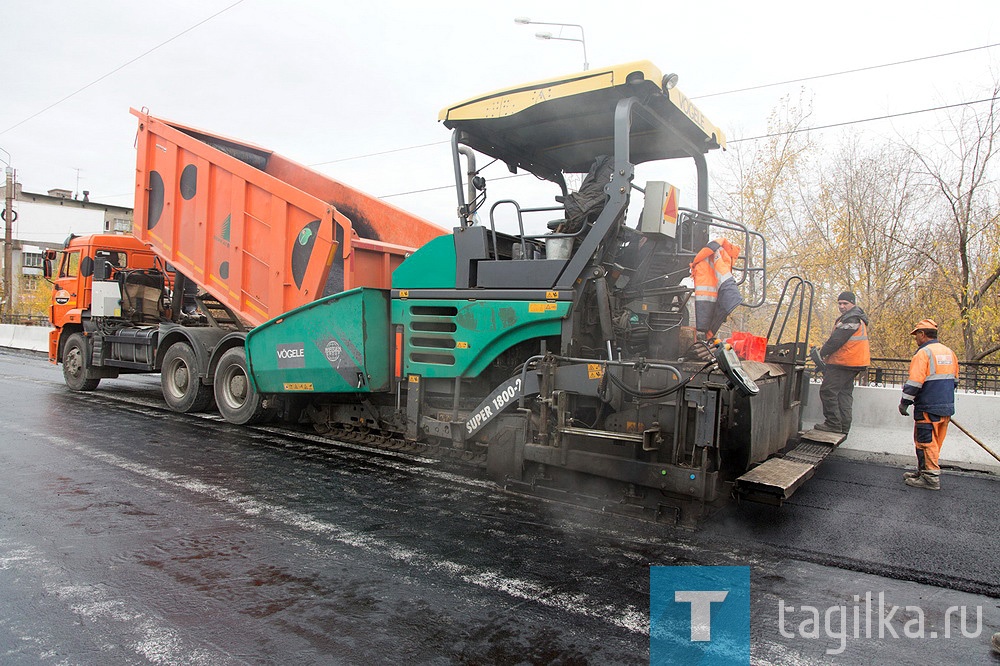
top-left (42, 434), bottom-right (646, 635)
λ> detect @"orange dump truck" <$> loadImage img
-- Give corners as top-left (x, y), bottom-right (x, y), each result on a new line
top-left (46, 109), bottom-right (445, 414)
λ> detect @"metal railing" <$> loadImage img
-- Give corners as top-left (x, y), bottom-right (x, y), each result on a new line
top-left (809, 357), bottom-right (1000, 395)
top-left (0, 314), bottom-right (51, 326)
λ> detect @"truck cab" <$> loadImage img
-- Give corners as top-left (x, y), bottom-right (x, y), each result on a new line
top-left (46, 234), bottom-right (164, 368)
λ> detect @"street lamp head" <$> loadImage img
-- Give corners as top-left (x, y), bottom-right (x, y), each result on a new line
top-left (516, 18), bottom-right (589, 71)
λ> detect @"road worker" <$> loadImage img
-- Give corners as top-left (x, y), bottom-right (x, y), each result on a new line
top-left (690, 237), bottom-right (742, 339)
top-left (815, 291), bottom-right (871, 434)
top-left (898, 319), bottom-right (959, 491)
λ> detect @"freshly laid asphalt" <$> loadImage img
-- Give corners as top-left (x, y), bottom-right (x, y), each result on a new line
top-left (0, 348), bottom-right (997, 664)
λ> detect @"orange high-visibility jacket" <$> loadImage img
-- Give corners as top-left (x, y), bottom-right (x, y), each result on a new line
top-left (820, 304), bottom-right (871, 368)
top-left (825, 319), bottom-right (871, 367)
top-left (691, 239), bottom-right (741, 334)
top-left (901, 340), bottom-right (959, 416)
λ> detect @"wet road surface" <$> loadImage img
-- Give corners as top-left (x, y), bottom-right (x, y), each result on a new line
top-left (1, 349), bottom-right (998, 664)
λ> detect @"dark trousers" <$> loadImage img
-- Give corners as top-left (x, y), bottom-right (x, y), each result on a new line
top-left (819, 365), bottom-right (863, 432)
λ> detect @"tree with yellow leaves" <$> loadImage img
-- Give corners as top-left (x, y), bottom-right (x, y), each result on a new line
top-left (898, 84), bottom-right (1000, 361)
top-left (716, 80), bottom-right (1000, 364)
top-left (18, 274), bottom-right (52, 323)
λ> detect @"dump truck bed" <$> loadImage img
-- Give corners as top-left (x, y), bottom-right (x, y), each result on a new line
top-left (131, 108), bottom-right (446, 327)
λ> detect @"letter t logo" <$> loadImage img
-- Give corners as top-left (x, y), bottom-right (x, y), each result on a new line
top-left (675, 590), bottom-right (729, 641)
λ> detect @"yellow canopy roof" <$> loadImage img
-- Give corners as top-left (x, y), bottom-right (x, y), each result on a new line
top-left (439, 61), bottom-right (725, 178)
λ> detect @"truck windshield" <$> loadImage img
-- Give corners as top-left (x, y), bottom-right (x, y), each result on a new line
top-left (60, 251), bottom-right (80, 278)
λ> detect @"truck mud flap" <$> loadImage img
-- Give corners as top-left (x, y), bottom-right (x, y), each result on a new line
top-left (733, 429), bottom-right (844, 505)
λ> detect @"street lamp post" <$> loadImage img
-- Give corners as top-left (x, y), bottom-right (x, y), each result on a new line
top-left (0, 148), bottom-right (12, 322)
top-left (514, 17), bottom-right (588, 71)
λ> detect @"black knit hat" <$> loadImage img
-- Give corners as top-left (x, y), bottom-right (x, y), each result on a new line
top-left (837, 291), bottom-right (856, 304)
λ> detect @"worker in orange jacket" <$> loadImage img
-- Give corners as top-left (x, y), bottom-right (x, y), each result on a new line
top-left (814, 291), bottom-right (871, 434)
top-left (899, 318), bottom-right (959, 491)
top-left (690, 238), bottom-right (742, 338)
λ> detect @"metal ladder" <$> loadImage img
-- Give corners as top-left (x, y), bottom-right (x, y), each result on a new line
top-left (733, 276), bottom-right (838, 505)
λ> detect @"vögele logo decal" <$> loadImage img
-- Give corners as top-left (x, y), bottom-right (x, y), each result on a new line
top-left (650, 566), bottom-right (750, 665)
top-left (276, 342), bottom-right (306, 369)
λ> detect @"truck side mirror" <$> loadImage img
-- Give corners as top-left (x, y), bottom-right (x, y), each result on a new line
top-left (43, 249), bottom-right (57, 280)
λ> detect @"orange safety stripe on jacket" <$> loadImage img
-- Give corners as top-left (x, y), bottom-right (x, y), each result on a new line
top-left (902, 341), bottom-right (959, 415)
top-left (691, 239), bottom-right (741, 301)
top-left (907, 342), bottom-right (959, 385)
top-left (692, 260), bottom-right (718, 303)
top-left (826, 319), bottom-right (871, 366)
top-left (712, 239), bottom-right (740, 283)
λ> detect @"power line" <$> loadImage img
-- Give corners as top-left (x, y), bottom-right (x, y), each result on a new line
top-left (378, 183), bottom-right (455, 199)
top-left (379, 173), bottom-right (527, 200)
top-left (728, 96), bottom-right (999, 144)
top-left (692, 42), bottom-right (1000, 100)
top-left (378, 97), bottom-right (999, 200)
top-left (0, 0), bottom-right (246, 136)
top-left (312, 43), bottom-right (1000, 168)
top-left (309, 140), bottom-right (448, 167)
top-left (94, 96), bottom-right (998, 203)
top-left (78, 36), bottom-right (999, 199)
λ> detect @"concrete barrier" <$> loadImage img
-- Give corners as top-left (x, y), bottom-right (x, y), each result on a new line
top-left (804, 382), bottom-right (1000, 473)
top-left (0, 324), bottom-right (51, 354)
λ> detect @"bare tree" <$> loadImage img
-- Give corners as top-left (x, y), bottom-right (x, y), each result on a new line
top-left (715, 93), bottom-right (816, 337)
top-left (714, 82), bottom-right (1000, 362)
top-left (805, 137), bottom-right (930, 357)
top-left (901, 83), bottom-right (1000, 361)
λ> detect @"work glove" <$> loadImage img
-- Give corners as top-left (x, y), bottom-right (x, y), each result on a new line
top-left (898, 402), bottom-right (910, 416)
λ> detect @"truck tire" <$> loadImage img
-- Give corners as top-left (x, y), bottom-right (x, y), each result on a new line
top-left (161, 343), bottom-right (214, 413)
top-left (63, 333), bottom-right (100, 391)
top-left (214, 347), bottom-right (271, 425)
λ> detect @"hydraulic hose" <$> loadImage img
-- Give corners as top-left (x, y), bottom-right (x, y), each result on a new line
top-left (595, 276), bottom-right (614, 359)
top-left (605, 360), bottom-right (714, 400)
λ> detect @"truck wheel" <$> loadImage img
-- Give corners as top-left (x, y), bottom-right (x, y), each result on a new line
top-left (214, 347), bottom-right (271, 425)
top-left (63, 333), bottom-right (100, 391)
top-left (161, 343), bottom-right (214, 413)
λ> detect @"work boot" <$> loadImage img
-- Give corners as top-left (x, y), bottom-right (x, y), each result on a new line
top-left (991, 631), bottom-right (1000, 655)
top-left (814, 422), bottom-right (841, 433)
top-left (902, 469), bottom-right (921, 480)
top-left (904, 472), bottom-right (940, 491)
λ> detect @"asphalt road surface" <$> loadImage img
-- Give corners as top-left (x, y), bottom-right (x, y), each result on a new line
top-left (1, 349), bottom-right (998, 664)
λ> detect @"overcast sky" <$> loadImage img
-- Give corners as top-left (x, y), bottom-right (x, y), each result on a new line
top-left (3, 0), bottom-right (998, 233)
